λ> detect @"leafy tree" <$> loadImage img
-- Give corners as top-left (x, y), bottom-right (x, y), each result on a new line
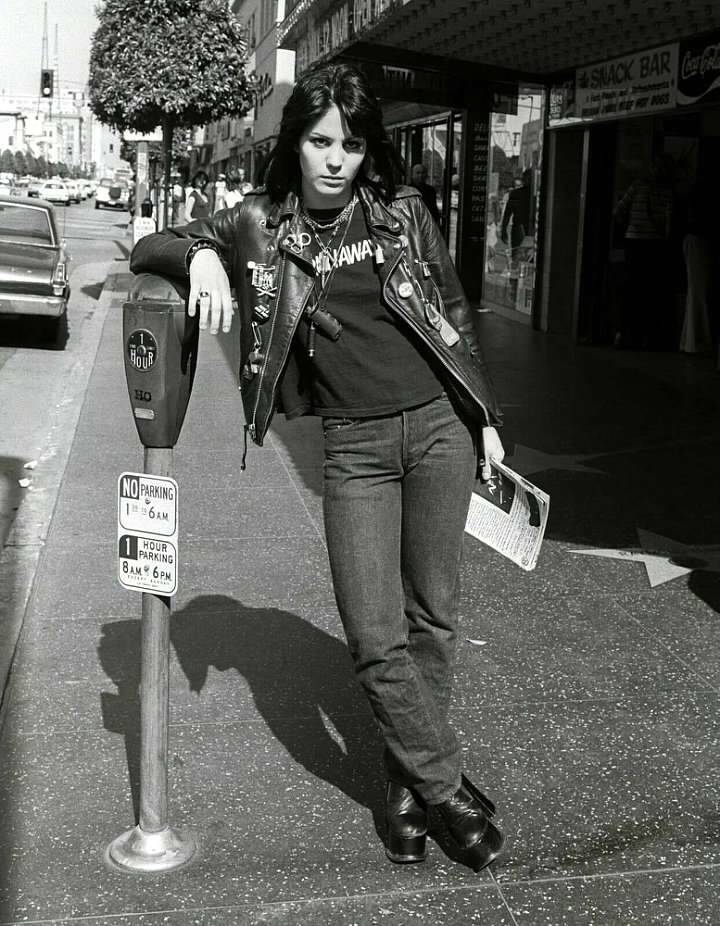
top-left (36, 156), bottom-right (48, 178)
top-left (0, 149), bottom-right (14, 173)
top-left (57, 162), bottom-right (69, 178)
top-left (13, 151), bottom-right (27, 175)
top-left (89, 0), bottom-right (255, 224)
top-left (25, 153), bottom-right (38, 176)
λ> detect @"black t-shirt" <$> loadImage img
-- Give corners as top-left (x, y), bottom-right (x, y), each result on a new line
top-left (297, 203), bottom-right (444, 417)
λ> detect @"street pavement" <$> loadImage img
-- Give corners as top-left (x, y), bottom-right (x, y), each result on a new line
top-left (1, 261), bottom-right (720, 923)
top-left (0, 200), bottom-right (131, 730)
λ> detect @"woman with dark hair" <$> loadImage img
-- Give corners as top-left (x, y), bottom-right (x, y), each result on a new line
top-left (131, 62), bottom-right (506, 873)
top-left (184, 170), bottom-right (211, 223)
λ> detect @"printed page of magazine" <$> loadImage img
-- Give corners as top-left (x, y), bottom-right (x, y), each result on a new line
top-left (464, 460), bottom-right (550, 571)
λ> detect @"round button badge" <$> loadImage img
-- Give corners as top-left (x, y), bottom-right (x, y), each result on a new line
top-left (398, 282), bottom-right (414, 298)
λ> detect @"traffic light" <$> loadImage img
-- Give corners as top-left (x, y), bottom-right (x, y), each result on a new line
top-left (40, 69), bottom-right (54, 99)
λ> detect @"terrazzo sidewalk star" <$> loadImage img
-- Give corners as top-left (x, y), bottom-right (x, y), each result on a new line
top-left (568, 529), bottom-right (720, 588)
top-left (509, 443), bottom-right (607, 477)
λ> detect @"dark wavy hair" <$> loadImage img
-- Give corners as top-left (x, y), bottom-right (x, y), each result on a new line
top-left (261, 62), bottom-right (403, 203)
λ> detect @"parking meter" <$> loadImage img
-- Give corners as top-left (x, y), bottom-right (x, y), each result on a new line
top-left (110, 271), bottom-right (200, 873)
top-left (122, 273), bottom-right (199, 448)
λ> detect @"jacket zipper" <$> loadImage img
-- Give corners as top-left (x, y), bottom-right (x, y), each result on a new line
top-left (249, 256), bottom-right (316, 444)
top-left (248, 255), bottom-right (286, 443)
top-left (381, 247), bottom-right (491, 423)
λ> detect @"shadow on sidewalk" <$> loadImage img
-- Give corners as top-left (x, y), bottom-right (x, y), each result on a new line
top-left (98, 595), bottom-right (385, 836)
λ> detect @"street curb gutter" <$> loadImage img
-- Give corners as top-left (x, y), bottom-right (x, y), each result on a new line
top-left (0, 263), bottom-right (131, 728)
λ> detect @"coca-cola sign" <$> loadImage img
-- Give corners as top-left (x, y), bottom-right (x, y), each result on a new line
top-left (678, 30), bottom-right (720, 105)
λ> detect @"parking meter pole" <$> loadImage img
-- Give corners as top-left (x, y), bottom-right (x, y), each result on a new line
top-left (108, 276), bottom-right (199, 874)
top-left (108, 447), bottom-right (197, 872)
top-left (139, 446), bottom-right (171, 836)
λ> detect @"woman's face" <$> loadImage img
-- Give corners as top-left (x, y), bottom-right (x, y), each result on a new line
top-left (298, 104), bottom-right (366, 208)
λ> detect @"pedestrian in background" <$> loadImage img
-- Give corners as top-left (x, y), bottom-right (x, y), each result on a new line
top-left (500, 171), bottom-right (531, 272)
top-left (613, 155), bottom-right (675, 349)
top-left (410, 163), bottom-right (440, 223)
top-left (213, 173), bottom-right (227, 214)
top-left (680, 180), bottom-right (719, 353)
top-left (131, 61), bottom-right (505, 874)
top-left (222, 175), bottom-right (244, 209)
top-left (183, 170), bottom-right (211, 223)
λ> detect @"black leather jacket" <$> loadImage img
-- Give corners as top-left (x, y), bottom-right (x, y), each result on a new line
top-left (130, 183), bottom-right (502, 447)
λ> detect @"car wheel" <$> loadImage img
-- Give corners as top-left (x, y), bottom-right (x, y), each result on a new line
top-left (95, 202), bottom-right (99, 209)
top-left (42, 308), bottom-right (68, 350)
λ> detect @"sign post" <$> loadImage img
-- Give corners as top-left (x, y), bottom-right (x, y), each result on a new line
top-left (107, 274), bottom-right (199, 874)
top-left (109, 460), bottom-right (195, 872)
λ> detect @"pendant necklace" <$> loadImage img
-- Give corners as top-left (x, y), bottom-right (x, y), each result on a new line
top-left (299, 195), bottom-right (357, 356)
top-left (300, 195), bottom-right (357, 288)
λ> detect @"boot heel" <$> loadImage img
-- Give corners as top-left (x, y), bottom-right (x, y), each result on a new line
top-left (461, 774), bottom-right (496, 817)
top-left (465, 818), bottom-right (506, 873)
top-left (386, 830), bottom-right (427, 864)
top-left (385, 782), bottom-right (428, 865)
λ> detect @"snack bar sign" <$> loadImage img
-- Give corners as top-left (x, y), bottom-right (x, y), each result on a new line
top-left (117, 472), bottom-right (178, 596)
top-left (575, 43), bottom-right (678, 122)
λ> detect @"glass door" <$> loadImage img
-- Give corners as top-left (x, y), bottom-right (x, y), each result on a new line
top-left (402, 113), bottom-right (463, 260)
top-left (482, 88), bottom-right (545, 316)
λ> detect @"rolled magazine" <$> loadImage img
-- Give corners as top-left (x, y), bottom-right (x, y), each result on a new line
top-left (465, 460), bottom-right (549, 571)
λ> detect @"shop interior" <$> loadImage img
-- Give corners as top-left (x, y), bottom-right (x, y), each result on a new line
top-left (576, 106), bottom-right (720, 353)
top-left (481, 88), bottom-right (546, 320)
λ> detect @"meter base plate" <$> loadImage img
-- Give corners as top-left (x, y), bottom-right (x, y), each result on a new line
top-left (106, 824), bottom-right (197, 873)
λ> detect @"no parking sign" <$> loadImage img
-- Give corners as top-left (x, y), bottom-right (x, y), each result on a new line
top-left (117, 472), bottom-right (178, 595)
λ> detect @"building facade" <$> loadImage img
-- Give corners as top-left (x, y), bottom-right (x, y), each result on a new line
top-left (278, 0), bottom-right (720, 351)
top-left (195, 0), bottom-right (295, 186)
top-left (0, 112), bottom-right (26, 152)
top-left (0, 89), bottom-right (122, 178)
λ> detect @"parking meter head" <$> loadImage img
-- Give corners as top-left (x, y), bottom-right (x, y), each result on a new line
top-left (123, 273), bottom-right (199, 448)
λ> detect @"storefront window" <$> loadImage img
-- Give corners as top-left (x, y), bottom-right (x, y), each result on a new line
top-left (392, 112), bottom-right (463, 261)
top-left (482, 88), bottom-right (545, 316)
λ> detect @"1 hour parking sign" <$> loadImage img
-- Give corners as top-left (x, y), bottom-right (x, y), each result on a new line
top-left (118, 472), bottom-right (178, 595)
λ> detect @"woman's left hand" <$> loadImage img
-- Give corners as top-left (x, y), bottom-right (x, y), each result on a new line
top-left (480, 426), bottom-right (505, 481)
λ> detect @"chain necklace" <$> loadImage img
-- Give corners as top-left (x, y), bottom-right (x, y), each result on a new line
top-left (302, 197), bottom-right (357, 284)
top-left (300, 197), bottom-right (357, 358)
top-left (299, 194), bottom-right (357, 234)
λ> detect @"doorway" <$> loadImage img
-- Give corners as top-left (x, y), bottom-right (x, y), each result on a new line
top-left (392, 111), bottom-right (463, 260)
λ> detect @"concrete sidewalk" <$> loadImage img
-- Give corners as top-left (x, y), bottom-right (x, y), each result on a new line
top-left (1, 266), bottom-right (720, 924)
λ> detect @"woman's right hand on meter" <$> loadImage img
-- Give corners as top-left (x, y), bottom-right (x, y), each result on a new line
top-left (188, 249), bottom-right (234, 335)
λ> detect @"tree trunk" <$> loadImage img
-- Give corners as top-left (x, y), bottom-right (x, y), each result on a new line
top-left (162, 118), bottom-right (174, 231)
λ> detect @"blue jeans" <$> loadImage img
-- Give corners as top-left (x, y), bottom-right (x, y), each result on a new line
top-left (322, 394), bottom-right (476, 804)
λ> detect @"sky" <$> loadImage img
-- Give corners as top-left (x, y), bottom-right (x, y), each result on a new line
top-left (0, 0), bottom-right (98, 101)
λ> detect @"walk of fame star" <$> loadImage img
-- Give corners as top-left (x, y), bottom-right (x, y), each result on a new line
top-left (509, 443), bottom-right (606, 477)
top-left (568, 530), bottom-right (720, 588)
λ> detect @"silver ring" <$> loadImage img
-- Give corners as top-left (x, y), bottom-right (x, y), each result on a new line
top-left (198, 290), bottom-right (210, 298)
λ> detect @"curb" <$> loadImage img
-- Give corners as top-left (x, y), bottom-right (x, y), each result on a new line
top-left (0, 263), bottom-right (131, 725)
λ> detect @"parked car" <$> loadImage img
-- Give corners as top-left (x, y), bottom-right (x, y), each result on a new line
top-left (0, 176), bottom-right (16, 197)
top-left (95, 178), bottom-right (130, 210)
top-left (64, 180), bottom-right (82, 204)
top-left (0, 195), bottom-right (70, 346)
top-left (27, 177), bottom-right (45, 198)
top-left (77, 179), bottom-right (94, 199)
top-left (38, 181), bottom-right (70, 205)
